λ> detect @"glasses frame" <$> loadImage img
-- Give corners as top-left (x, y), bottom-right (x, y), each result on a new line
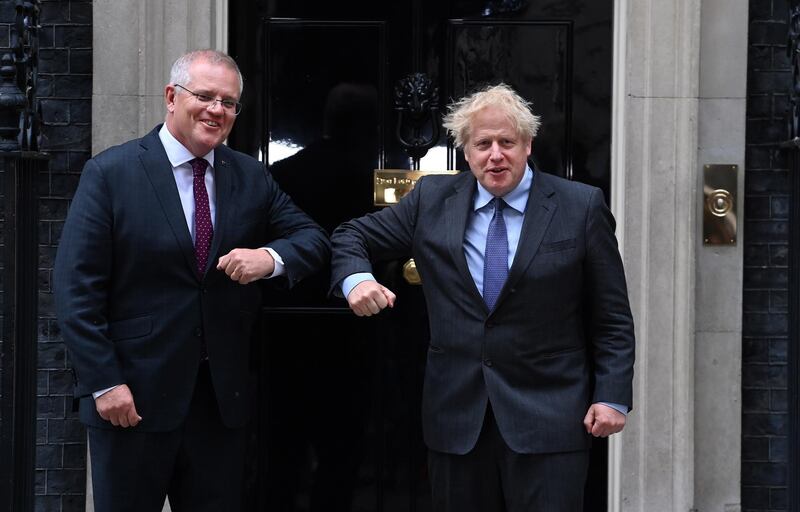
top-left (173, 84), bottom-right (242, 115)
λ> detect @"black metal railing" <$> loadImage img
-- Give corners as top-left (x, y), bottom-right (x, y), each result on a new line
top-left (0, 2), bottom-right (47, 511)
top-left (785, 5), bottom-right (800, 511)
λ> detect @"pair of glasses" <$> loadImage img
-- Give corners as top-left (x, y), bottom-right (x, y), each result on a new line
top-left (174, 84), bottom-right (242, 115)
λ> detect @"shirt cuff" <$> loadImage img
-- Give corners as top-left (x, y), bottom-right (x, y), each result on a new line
top-left (342, 273), bottom-right (376, 299)
top-left (93, 385), bottom-right (118, 400)
top-left (262, 247), bottom-right (285, 278)
top-left (598, 401), bottom-right (628, 415)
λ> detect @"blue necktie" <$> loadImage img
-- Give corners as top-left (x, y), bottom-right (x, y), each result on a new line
top-left (483, 197), bottom-right (508, 310)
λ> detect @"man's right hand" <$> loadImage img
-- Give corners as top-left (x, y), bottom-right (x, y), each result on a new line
top-left (347, 280), bottom-right (396, 317)
top-left (95, 384), bottom-right (142, 427)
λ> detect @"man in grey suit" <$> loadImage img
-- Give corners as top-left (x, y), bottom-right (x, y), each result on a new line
top-left (330, 84), bottom-right (634, 511)
top-left (54, 50), bottom-right (329, 511)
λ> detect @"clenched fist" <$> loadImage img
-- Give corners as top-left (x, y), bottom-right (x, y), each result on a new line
top-left (347, 280), bottom-right (396, 317)
top-left (217, 248), bottom-right (274, 284)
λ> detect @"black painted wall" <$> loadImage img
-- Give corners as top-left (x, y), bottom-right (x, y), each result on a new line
top-left (1, 1), bottom-right (92, 511)
top-left (743, 0), bottom-right (792, 510)
top-left (0, 0), bottom-right (6, 464)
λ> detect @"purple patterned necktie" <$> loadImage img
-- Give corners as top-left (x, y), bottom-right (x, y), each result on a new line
top-left (191, 158), bottom-right (213, 274)
top-left (483, 197), bottom-right (508, 310)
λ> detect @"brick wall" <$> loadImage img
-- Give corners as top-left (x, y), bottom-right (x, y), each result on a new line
top-left (0, 1), bottom-right (94, 511)
top-left (743, 0), bottom-right (792, 510)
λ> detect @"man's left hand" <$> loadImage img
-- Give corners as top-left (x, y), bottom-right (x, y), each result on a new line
top-left (217, 248), bottom-right (275, 284)
top-left (583, 403), bottom-right (626, 438)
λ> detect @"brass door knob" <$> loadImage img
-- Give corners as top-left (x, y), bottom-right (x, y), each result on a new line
top-left (402, 259), bottom-right (422, 285)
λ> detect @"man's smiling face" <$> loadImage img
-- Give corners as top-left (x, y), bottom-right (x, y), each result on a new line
top-left (463, 106), bottom-right (532, 197)
top-left (165, 58), bottom-right (240, 157)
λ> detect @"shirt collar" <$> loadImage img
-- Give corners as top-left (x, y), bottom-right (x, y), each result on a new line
top-left (473, 165), bottom-right (534, 213)
top-left (158, 124), bottom-right (214, 169)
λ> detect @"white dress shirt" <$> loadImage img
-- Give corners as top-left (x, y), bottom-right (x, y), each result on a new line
top-left (93, 126), bottom-right (284, 399)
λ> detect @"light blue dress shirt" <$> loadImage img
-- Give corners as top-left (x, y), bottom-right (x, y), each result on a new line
top-left (463, 166), bottom-right (530, 294)
top-left (341, 166), bottom-right (627, 415)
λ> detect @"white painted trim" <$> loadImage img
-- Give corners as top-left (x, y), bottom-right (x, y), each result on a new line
top-left (608, 0), bottom-right (626, 509)
top-left (610, 0), bottom-right (627, 258)
top-left (215, 0), bottom-right (228, 52)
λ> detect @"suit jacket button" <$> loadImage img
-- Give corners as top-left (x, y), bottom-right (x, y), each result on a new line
top-left (484, 359), bottom-right (493, 367)
top-left (194, 327), bottom-right (203, 337)
top-left (486, 321), bottom-right (495, 328)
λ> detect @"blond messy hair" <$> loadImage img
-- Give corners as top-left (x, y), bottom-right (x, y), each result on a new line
top-left (442, 83), bottom-right (541, 148)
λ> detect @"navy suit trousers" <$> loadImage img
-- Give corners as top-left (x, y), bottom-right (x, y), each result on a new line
top-left (427, 405), bottom-right (590, 512)
top-left (87, 362), bottom-right (246, 512)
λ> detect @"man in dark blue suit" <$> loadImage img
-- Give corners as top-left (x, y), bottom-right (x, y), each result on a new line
top-left (54, 49), bottom-right (329, 511)
top-left (330, 84), bottom-right (635, 511)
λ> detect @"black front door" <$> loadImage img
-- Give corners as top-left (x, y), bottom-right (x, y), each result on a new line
top-left (230, 1), bottom-right (613, 510)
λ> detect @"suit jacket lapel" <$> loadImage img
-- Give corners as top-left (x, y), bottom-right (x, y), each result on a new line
top-left (501, 171), bottom-right (557, 301)
top-left (207, 147), bottom-right (233, 276)
top-left (445, 175), bottom-right (485, 306)
top-left (139, 129), bottom-right (199, 279)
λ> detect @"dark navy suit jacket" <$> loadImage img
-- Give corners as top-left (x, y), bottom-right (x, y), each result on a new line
top-left (330, 169), bottom-right (634, 455)
top-left (55, 126), bottom-right (329, 431)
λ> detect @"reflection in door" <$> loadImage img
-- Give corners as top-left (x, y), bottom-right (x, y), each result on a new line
top-left (229, 1), bottom-right (613, 510)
